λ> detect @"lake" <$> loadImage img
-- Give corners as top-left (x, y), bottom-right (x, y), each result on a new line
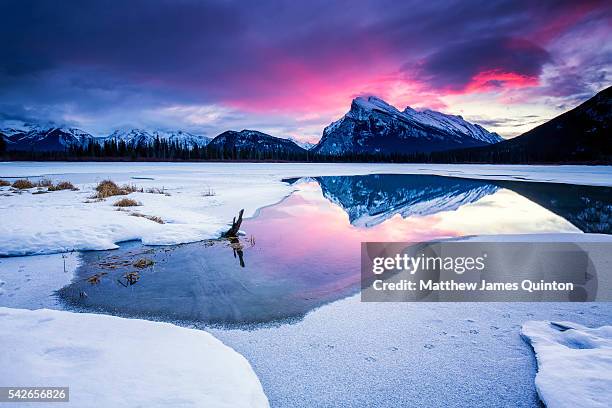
top-left (2, 166), bottom-right (612, 407)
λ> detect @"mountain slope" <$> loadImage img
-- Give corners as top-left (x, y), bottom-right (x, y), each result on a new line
top-left (1, 126), bottom-right (96, 151)
top-left (442, 86), bottom-right (612, 163)
top-left (103, 129), bottom-right (210, 148)
top-left (312, 96), bottom-right (502, 155)
top-left (208, 130), bottom-right (306, 156)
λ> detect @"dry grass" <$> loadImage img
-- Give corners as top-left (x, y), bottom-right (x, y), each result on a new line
top-left (113, 198), bottom-right (140, 207)
top-left (129, 212), bottom-right (164, 224)
top-left (86, 272), bottom-right (108, 285)
top-left (36, 178), bottom-right (54, 187)
top-left (48, 181), bottom-right (77, 191)
top-left (121, 271), bottom-right (140, 286)
top-left (12, 179), bottom-right (34, 189)
top-left (133, 258), bottom-right (154, 268)
top-left (202, 187), bottom-right (216, 197)
top-left (92, 179), bottom-right (142, 199)
top-left (0, 179), bottom-right (10, 187)
top-left (146, 187), bottom-right (168, 195)
top-left (94, 180), bottom-right (124, 198)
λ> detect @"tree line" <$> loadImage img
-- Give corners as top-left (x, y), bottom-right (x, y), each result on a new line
top-left (0, 137), bottom-right (608, 164)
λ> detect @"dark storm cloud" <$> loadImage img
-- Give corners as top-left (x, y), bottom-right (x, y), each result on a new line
top-left (0, 1), bottom-right (598, 94)
top-left (412, 37), bottom-right (551, 91)
top-left (0, 0), bottom-right (609, 135)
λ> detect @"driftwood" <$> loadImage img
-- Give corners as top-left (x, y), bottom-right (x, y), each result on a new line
top-left (223, 209), bottom-right (244, 238)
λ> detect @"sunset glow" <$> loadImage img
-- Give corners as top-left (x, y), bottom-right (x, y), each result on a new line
top-left (0, 0), bottom-right (610, 141)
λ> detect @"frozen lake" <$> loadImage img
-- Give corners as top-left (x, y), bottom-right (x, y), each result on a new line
top-left (1, 162), bottom-right (612, 407)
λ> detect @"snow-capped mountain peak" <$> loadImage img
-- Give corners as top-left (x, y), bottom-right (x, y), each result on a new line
top-left (289, 137), bottom-right (316, 150)
top-left (1, 125), bottom-right (96, 151)
top-left (103, 129), bottom-right (210, 148)
top-left (312, 95), bottom-right (503, 155)
top-left (349, 96), bottom-right (403, 120)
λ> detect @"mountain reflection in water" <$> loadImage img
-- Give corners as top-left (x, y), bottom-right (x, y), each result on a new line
top-left (57, 174), bottom-right (612, 326)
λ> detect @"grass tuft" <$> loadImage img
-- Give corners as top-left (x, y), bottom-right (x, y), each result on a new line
top-left (12, 179), bottom-right (34, 189)
top-left (36, 178), bottom-right (54, 187)
top-left (0, 179), bottom-right (11, 187)
top-left (48, 181), bottom-right (77, 191)
top-left (92, 179), bottom-right (142, 199)
top-left (133, 258), bottom-right (154, 268)
top-left (129, 212), bottom-right (164, 224)
top-left (94, 180), bottom-right (124, 198)
top-left (202, 187), bottom-right (216, 197)
top-left (146, 187), bottom-right (167, 195)
top-left (113, 198), bottom-right (140, 207)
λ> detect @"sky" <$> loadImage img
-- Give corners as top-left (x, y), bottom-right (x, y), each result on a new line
top-left (0, 0), bottom-right (610, 142)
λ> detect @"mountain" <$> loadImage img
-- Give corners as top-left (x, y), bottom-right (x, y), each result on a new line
top-left (103, 129), bottom-right (210, 148)
top-left (0, 126), bottom-right (211, 152)
top-left (1, 125), bottom-right (96, 151)
top-left (443, 86), bottom-right (612, 163)
top-left (312, 174), bottom-right (498, 227)
top-left (207, 130), bottom-right (307, 155)
top-left (289, 137), bottom-right (316, 150)
top-left (311, 96), bottom-right (502, 155)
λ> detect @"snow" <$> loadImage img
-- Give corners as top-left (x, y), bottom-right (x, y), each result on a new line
top-left (0, 252), bottom-right (80, 309)
top-left (0, 307), bottom-right (268, 408)
top-left (1, 162), bottom-right (612, 256)
top-left (521, 321), bottom-right (612, 408)
top-left (211, 293), bottom-right (612, 407)
top-left (0, 164), bottom-right (292, 256)
top-left (103, 129), bottom-right (209, 148)
top-left (350, 96), bottom-right (404, 119)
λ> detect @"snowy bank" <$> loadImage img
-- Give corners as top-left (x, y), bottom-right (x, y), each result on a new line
top-left (0, 308), bottom-right (269, 408)
top-left (521, 321), bottom-right (612, 408)
top-left (1, 162), bottom-right (611, 256)
top-left (0, 168), bottom-right (292, 256)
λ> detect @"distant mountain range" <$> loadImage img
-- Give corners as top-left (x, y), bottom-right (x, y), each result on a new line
top-left (1, 126), bottom-right (97, 152)
top-left (0, 96), bottom-right (503, 155)
top-left (311, 96), bottom-right (502, 155)
top-left (1, 86), bottom-right (610, 163)
top-left (0, 126), bottom-right (211, 152)
top-left (207, 130), bottom-right (305, 155)
top-left (106, 129), bottom-right (211, 149)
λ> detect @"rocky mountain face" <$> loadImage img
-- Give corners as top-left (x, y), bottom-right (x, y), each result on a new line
top-left (105, 129), bottom-right (211, 149)
top-left (207, 130), bottom-right (307, 155)
top-left (311, 96), bottom-right (502, 155)
top-left (312, 174), bottom-right (498, 227)
top-left (0, 126), bottom-right (96, 151)
top-left (1, 126), bottom-right (211, 151)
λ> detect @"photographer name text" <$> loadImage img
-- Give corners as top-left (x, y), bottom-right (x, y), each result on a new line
top-left (372, 279), bottom-right (574, 292)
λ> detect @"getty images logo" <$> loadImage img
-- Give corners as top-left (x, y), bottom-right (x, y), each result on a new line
top-left (371, 252), bottom-right (487, 275)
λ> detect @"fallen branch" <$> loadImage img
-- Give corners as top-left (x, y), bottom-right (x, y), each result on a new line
top-left (223, 209), bottom-right (244, 238)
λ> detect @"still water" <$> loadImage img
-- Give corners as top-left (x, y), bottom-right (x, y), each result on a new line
top-left (57, 174), bottom-right (612, 325)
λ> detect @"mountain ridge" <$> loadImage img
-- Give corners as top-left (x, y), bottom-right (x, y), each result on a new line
top-left (207, 130), bottom-right (306, 156)
top-left (0, 126), bottom-right (211, 151)
top-left (311, 96), bottom-right (502, 155)
top-left (436, 86), bottom-right (611, 163)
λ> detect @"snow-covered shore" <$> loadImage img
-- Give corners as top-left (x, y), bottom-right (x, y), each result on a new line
top-left (1, 162), bottom-right (611, 256)
top-left (2, 162), bottom-right (612, 186)
top-left (522, 321), bottom-right (612, 408)
top-left (0, 308), bottom-right (269, 408)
